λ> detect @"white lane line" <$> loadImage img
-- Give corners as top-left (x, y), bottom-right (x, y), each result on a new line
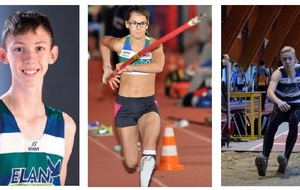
top-left (250, 130), bottom-right (289, 151)
top-left (161, 119), bottom-right (211, 143)
top-left (176, 127), bottom-right (212, 143)
top-left (88, 136), bottom-right (168, 187)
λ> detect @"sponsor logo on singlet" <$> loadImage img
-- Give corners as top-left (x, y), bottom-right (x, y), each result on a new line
top-left (281, 78), bottom-right (289, 83)
top-left (28, 141), bottom-right (39, 151)
top-left (121, 50), bottom-right (131, 57)
top-left (9, 156), bottom-right (61, 185)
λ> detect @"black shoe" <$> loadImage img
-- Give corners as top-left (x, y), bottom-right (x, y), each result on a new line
top-left (255, 154), bottom-right (268, 176)
top-left (277, 154), bottom-right (288, 174)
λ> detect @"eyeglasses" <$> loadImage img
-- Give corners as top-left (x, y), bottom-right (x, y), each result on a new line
top-left (128, 21), bottom-right (148, 28)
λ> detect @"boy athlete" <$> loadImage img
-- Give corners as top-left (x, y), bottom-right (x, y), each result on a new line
top-left (255, 46), bottom-right (300, 176)
top-left (0, 11), bottom-right (76, 185)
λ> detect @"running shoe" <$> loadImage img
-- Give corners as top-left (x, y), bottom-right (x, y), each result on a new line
top-left (89, 125), bottom-right (113, 136)
top-left (140, 156), bottom-right (155, 187)
top-left (277, 153), bottom-right (288, 174)
top-left (255, 153), bottom-right (268, 176)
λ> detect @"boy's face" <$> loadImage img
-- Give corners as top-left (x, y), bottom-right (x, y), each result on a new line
top-left (280, 51), bottom-right (295, 68)
top-left (0, 26), bottom-right (58, 88)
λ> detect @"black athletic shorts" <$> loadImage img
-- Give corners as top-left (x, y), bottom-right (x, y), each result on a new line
top-left (114, 94), bottom-right (160, 128)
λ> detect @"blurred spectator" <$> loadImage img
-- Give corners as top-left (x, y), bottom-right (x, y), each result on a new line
top-left (185, 20), bottom-right (212, 93)
top-left (235, 65), bottom-right (246, 92)
top-left (104, 6), bottom-right (130, 66)
top-left (255, 60), bottom-right (270, 110)
top-left (251, 68), bottom-right (257, 91)
top-left (230, 63), bottom-right (238, 92)
top-left (88, 5), bottom-right (104, 59)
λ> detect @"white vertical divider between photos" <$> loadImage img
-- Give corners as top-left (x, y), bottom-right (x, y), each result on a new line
top-left (80, 3), bottom-right (88, 188)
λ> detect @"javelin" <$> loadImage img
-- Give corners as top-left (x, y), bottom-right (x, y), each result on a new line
top-left (99, 14), bottom-right (206, 88)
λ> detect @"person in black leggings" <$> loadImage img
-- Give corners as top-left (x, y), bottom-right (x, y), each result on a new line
top-left (255, 46), bottom-right (300, 176)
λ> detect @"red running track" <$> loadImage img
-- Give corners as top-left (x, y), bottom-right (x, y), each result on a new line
top-left (88, 58), bottom-right (212, 187)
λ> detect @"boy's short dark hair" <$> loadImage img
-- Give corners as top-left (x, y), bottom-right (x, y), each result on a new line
top-left (259, 60), bottom-right (265, 66)
top-left (2, 10), bottom-right (54, 49)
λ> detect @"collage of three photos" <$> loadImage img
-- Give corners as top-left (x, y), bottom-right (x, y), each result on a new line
top-left (0, 4), bottom-right (299, 189)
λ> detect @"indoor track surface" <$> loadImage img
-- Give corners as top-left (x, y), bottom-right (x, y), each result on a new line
top-left (88, 58), bottom-right (212, 187)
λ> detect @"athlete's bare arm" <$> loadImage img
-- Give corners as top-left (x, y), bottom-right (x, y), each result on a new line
top-left (60, 113), bottom-right (76, 185)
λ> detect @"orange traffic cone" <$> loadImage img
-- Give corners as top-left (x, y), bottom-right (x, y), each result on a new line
top-left (157, 125), bottom-right (184, 171)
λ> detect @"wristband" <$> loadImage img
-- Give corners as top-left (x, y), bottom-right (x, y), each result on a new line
top-left (103, 65), bottom-right (112, 69)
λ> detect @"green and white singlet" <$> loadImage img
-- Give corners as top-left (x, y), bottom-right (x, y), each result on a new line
top-left (119, 35), bottom-right (152, 75)
top-left (0, 100), bottom-right (64, 186)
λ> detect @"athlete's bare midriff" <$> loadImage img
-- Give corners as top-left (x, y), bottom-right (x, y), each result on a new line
top-left (118, 73), bottom-right (156, 97)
